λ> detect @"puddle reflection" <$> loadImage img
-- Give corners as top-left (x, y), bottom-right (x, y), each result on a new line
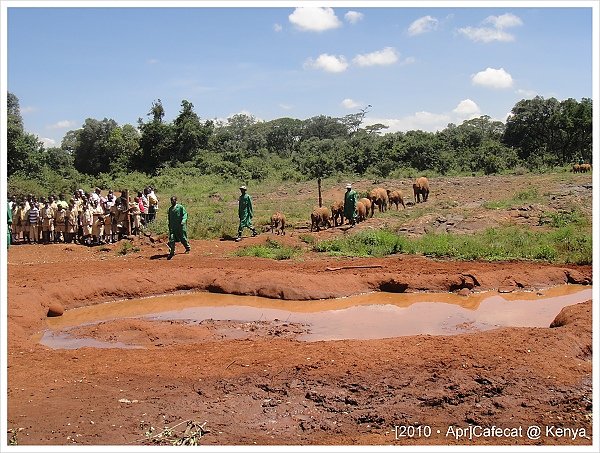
top-left (41, 285), bottom-right (592, 348)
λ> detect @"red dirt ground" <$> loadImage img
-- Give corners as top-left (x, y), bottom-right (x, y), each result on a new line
top-left (5, 235), bottom-right (593, 447)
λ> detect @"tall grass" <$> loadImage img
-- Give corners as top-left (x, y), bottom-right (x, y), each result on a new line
top-left (313, 227), bottom-right (591, 264)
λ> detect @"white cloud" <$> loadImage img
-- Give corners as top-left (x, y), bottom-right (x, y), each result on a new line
top-left (352, 47), bottom-right (398, 67)
top-left (400, 56), bottom-right (416, 66)
top-left (458, 27), bottom-right (515, 43)
top-left (345, 11), bottom-right (364, 24)
top-left (452, 99), bottom-right (481, 117)
top-left (408, 16), bottom-right (439, 36)
top-left (341, 98), bottom-right (360, 109)
top-left (304, 53), bottom-right (349, 73)
top-left (472, 67), bottom-right (514, 89)
top-left (458, 13), bottom-right (522, 43)
top-left (279, 103), bottom-right (293, 110)
top-left (484, 13), bottom-right (523, 30)
top-left (365, 111), bottom-right (451, 133)
top-left (39, 137), bottom-right (56, 148)
top-left (516, 88), bottom-right (537, 98)
top-left (47, 120), bottom-right (76, 130)
top-left (20, 106), bottom-right (37, 114)
top-left (289, 7), bottom-right (341, 32)
top-left (362, 98), bottom-right (491, 134)
top-left (273, 23), bottom-right (282, 32)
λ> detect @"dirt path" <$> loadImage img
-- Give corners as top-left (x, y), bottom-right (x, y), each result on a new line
top-left (5, 238), bottom-right (593, 446)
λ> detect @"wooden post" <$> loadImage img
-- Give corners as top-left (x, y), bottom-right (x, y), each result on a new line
top-left (123, 189), bottom-right (131, 236)
top-left (317, 178), bottom-right (322, 208)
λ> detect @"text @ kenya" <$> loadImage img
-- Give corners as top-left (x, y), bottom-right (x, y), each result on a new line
top-left (444, 425), bottom-right (588, 441)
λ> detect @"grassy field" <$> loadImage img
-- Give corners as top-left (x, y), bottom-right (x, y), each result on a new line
top-left (126, 169), bottom-right (591, 265)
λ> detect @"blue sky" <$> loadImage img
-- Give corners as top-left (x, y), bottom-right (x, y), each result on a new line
top-left (4, 2), bottom-right (595, 148)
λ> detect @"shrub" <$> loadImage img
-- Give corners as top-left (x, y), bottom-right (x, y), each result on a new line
top-left (234, 238), bottom-right (301, 260)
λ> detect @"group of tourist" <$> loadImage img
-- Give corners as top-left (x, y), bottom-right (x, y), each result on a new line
top-left (7, 186), bottom-right (159, 247)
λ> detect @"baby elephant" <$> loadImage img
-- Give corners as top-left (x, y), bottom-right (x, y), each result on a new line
top-left (356, 201), bottom-right (367, 222)
top-left (310, 207), bottom-right (332, 232)
top-left (387, 189), bottom-right (406, 209)
top-left (358, 197), bottom-right (372, 217)
top-left (413, 177), bottom-right (430, 203)
top-left (270, 211), bottom-right (286, 235)
top-left (330, 200), bottom-right (345, 226)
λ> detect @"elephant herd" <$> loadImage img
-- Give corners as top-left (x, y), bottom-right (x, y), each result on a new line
top-left (572, 163), bottom-right (592, 173)
top-left (308, 176), bottom-right (430, 232)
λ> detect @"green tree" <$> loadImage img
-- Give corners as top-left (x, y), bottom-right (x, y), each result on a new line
top-left (7, 92), bottom-right (44, 176)
top-left (73, 118), bottom-right (119, 175)
top-left (301, 115), bottom-right (348, 141)
top-left (137, 101), bottom-right (175, 173)
top-left (107, 124), bottom-right (141, 173)
top-left (503, 96), bottom-right (562, 167)
top-left (172, 100), bottom-right (214, 163)
top-left (264, 117), bottom-right (303, 157)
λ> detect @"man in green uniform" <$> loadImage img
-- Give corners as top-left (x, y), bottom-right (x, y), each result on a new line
top-left (236, 185), bottom-right (258, 242)
top-left (343, 183), bottom-right (358, 227)
top-left (167, 196), bottom-right (190, 260)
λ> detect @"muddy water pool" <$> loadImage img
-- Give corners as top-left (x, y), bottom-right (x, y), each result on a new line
top-left (40, 285), bottom-right (592, 348)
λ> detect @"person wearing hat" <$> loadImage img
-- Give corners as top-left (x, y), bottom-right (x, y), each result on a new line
top-left (236, 185), bottom-right (258, 242)
top-left (167, 195), bottom-right (190, 259)
top-left (343, 183), bottom-right (358, 227)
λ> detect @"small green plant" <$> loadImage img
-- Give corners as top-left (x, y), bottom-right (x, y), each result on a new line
top-left (314, 230), bottom-right (406, 257)
top-left (539, 209), bottom-right (586, 228)
top-left (299, 234), bottom-right (316, 245)
top-left (514, 187), bottom-right (539, 201)
top-left (234, 238), bottom-right (301, 260)
top-left (483, 186), bottom-right (541, 210)
top-left (116, 241), bottom-right (140, 256)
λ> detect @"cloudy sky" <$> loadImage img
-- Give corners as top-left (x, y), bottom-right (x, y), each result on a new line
top-left (5, 3), bottom-right (595, 148)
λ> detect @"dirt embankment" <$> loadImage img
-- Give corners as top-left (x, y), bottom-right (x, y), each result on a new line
top-left (6, 239), bottom-right (593, 446)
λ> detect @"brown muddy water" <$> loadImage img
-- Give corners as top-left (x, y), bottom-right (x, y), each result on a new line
top-left (40, 285), bottom-right (592, 349)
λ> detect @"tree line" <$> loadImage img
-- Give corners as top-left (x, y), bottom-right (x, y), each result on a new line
top-left (6, 93), bottom-right (593, 192)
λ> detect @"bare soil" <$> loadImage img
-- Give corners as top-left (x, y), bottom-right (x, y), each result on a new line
top-left (5, 173), bottom-right (594, 447)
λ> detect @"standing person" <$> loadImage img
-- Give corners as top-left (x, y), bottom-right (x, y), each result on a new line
top-left (15, 201), bottom-right (28, 244)
top-left (54, 204), bottom-right (67, 243)
top-left (18, 201), bottom-right (29, 244)
top-left (11, 199), bottom-right (19, 244)
top-left (65, 199), bottom-right (78, 244)
top-left (41, 200), bottom-right (55, 244)
top-left (91, 199), bottom-right (105, 244)
top-left (141, 188), bottom-right (149, 225)
top-left (148, 186), bottom-right (158, 222)
top-left (167, 196), bottom-right (190, 260)
top-left (80, 204), bottom-right (93, 246)
top-left (7, 200), bottom-right (12, 249)
top-left (28, 202), bottom-right (40, 244)
top-left (130, 197), bottom-right (142, 235)
top-left (343, 183), bottom-right (358, 227)
top-left (236, 185), bottom-right (258, 242)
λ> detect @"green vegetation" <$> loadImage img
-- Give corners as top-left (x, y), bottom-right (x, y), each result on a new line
top-left (483, 186), bottom-right (541, 209)
top-left (6, 92), bottom-right (592, 266)
top-left (313, 227), bottom-right (591, 265)
top-left (7, 92), bottom-right (592, 194)
top-left (539, 209), bottom-right (586, 228)
top-left (116, 241), bottom-right (140, 256)
top-left (233, 238), bottom-right (301, 260)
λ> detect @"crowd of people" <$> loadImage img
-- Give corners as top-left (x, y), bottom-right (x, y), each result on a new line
top-left (7, 186), bottom-right (159, 247)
